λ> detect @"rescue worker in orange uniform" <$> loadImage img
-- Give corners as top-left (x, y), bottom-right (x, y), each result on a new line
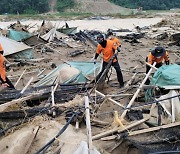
top-left (93, 34), bottom-right (124, 88)
top-left (107, 30), bottom-right (121, 47)
top-left (0, 43), bottom-right (15, 89)
top-left (145, 46), bottom-right (170, 84)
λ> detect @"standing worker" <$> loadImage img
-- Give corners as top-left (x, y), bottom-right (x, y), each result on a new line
top-left (145, 46), bottom-right (170, 84)
top-left (0, 43), bottom-right (15, 89)
top-left (107, 30), bottom-right (121, 48)
top-left (93, 34), bottom-right (124, 88)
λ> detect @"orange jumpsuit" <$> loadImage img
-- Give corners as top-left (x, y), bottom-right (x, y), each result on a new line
top-left (95, 39), bottom-right (124, 86)
top-left (96, 40), bottom-right (117, 63)
top-left (0, 44), bottom-right (6, 82)
top-left (147, 52), bottom-right (170, 65)
top-left (111, 37), bottom-right (121, 47)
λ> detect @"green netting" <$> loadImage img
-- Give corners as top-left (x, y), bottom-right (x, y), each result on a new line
top-left (145, 64), bottom-right (180, 101)
top-left (8, 30), bottom-right (32, 42)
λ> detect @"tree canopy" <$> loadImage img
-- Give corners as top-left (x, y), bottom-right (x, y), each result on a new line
top-left (0, 0), bottom-right (49, 14)
top-left (108, 0), bottom-right (180, 10)
top-left (57, 0), bottom-right (75, 12)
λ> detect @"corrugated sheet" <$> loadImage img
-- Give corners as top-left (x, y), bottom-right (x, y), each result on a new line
top-left (0, 35), bottom-right (32, 56)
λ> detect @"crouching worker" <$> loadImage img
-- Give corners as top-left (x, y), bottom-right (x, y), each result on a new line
top-left (145, 46), bottom-right (170, 84)
top-left (0, 43), bottom-right (15, 89)
top-left (93, 34), bottom-right (124, 88)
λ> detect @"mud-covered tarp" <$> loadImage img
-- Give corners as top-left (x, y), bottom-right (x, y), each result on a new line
top-left (0, 35), bottom-right (34, 59)
top-left (8, 30), bottom-right (32, 41)
top-left (35, 61), bottom-right (100, 87)
top-left (150, 64), bottom-right (180, 89)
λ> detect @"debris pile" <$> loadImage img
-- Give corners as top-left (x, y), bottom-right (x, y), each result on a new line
top-left (0, 15), bottom-right (180, 154)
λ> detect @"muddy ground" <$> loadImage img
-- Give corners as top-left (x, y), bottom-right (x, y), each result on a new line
top-left (0, 13), bottom-right (180, 154)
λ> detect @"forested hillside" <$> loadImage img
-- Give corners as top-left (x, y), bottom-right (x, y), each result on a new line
top-left (0, 0), bottom-right (180, 15)
top-left (108, 0), bottom-right (180, 10)
top-left (0, 0), bottom-right (50, 14)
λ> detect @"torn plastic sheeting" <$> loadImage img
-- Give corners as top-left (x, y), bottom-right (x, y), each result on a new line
top-left (8, 30), bottom-right (32, 42)
top-left (73, 141), bottom-right (101, 154)
top-left (0, 35), bottom-right (34, 59)
top-left (34, 61), bottom-right (100, 87)
top-left (150, 64), bottom-right (180, 88)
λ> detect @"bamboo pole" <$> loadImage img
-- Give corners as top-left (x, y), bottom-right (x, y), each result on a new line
top-left (95, 90), bottom-right (125, 108)
top-left (174, 53), bottom-right (180, 59)
top-left (85, 95), bottom-right (93, 154)
top-left (92, 118), bottom-right (149, 140)
top-left (128, 121), bottom-right (180, 136)
top-left (20, 77), bottom-right (34, 94)
top-left (14, 69), bottom-right (26, 88)
top-left (171, 91), bottom-right (175, 123)
top-left (106, 94), bottom-right (133, 97)
top-left (145, 62), bottom-right (158, 70)
top-left (125, 72), bottom-right (138, 88)
top-left (121, 62), bottom-right (157, 119)
top-left (24, 126), bottom-right (39, 154)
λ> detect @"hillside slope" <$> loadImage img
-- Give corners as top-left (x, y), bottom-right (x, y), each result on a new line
top-left (71, 0), bottom-right (132, 15)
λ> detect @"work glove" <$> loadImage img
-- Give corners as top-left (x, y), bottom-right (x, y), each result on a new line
top-left (165, 60), bottom-right (170, 65)
top-left (117, 47), bottom-right (121, 52)
top-left (93, 59), bottom-right (96, 64)
top-left (2, 83), bottom-right (9, 88)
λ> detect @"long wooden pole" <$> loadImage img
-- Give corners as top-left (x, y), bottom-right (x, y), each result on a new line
top-left (92, 118), bottom-right (149, 140)
top-left (85, 95), bottom-right (93, 154)
top-left (121, 62), bottom-right (156, 118)
top-left (128, 121), bottom-right (180, 136)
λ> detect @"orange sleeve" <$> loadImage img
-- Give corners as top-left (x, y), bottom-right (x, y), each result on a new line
top-left (147, 53), bottom-right (154, 65)
top-left (96, 44), bottom-right (102, 54)
top-left (0, 55), bottom-right (6, 82)
top-left (114, 37), bottom-right (121, 47)
top-left (0, 44), bottom-right (3, 52)
top-left (164, 51), bottom-right (170, 61)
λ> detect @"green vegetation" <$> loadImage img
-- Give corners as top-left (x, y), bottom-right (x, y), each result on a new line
top-left (108, 0), bottom-right (180, 10)
top-left (0, 0), bottom-right (49, 14)
top-left (57, 0), bottom-right (75, 12)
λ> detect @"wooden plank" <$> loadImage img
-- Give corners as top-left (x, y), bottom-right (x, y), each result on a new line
top-left (128, 121), bottom-right (180, 136)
